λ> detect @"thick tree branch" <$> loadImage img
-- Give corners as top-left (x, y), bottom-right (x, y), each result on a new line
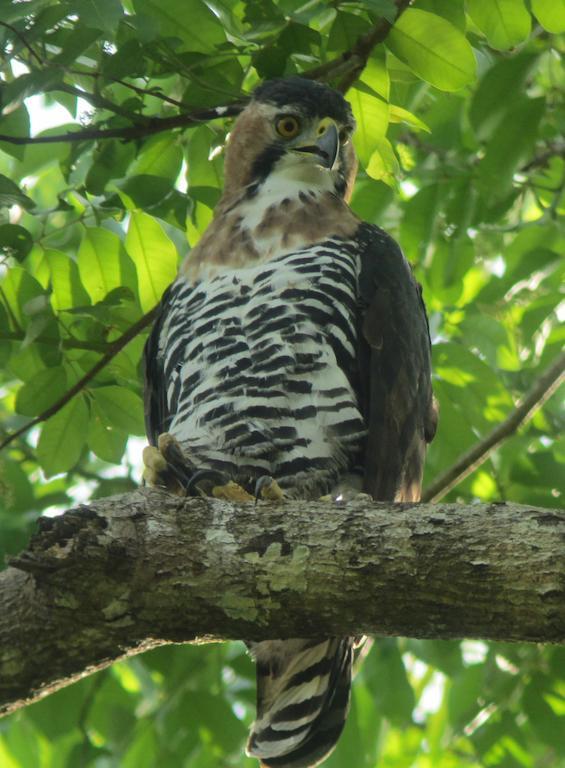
top-left (1, 487), bottom-right (563, 716)
top-left (0, 306), bottom-right (159, 452)
top-left (422, 352), bottom-right (565, 502)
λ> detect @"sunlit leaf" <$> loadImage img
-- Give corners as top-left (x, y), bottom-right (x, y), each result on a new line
top-left (365, 138), bottom-right (399, 186)
top-left (349, 84), bottom-right (389, 167)
top-left (90, 386), bottom-right (146, 435)
top-left (125, 212), bottom-right (178, 311)
top-left (467, 0), bottom-right (531, 50)
top-left (78, 227), bottom-right (134, 304)
top-left (531, 0), bottom-right (565, 33)
top-left (387, 9), bottom-right (476, 91)
top-left (45, 249), bottom-right (90, 311)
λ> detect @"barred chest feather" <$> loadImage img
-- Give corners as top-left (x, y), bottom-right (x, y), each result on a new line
top-left (159, 224), bottom-right (366, 499)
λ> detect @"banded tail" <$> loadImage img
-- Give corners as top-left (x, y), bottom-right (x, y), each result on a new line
top-left (246, 638), bottom-right (354, 768)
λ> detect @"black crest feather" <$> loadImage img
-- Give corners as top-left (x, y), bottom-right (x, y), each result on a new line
top-left (253, 77), bottom-right (354, 125)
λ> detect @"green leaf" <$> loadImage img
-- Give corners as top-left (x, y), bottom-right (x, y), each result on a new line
top-left (387, 9), bottom-right (476, 91)
top-left (90, 386), bottom-right (146, 435)
top-left (367, 641), bottom-right (415, 725)
top-left (115, 174), bottom-right (175, 210)
top-left (416, 0), bottom-right (466, 30)
top-left (130, 135), bottom-right (183, 180)
top-left (0, 224), bottom-right (33, 261)
top-left (531, 0), bottom-right (565, 33)
top-left (78, 227), bottom-right (131, 304)
top-left (349, 83), bottom-right (389, 166)
top-left (359, 50), bottom-right (390, 101)
top-left (478, 97), bottom-right (545, 201)
top-left (0, 105), bottom-right (30, 160)
top-left (365, 138), bottom-right (399, 186)
top-left (125, 212), bottom-right (178, 311)
top-left (15, 367), bottom-right (68, 417)
top-left (400, 184), bottom-right (447, 261)
top-left (0, 267), bottom-right (45, 328)
top-left (88, 404), bottom-right (128, 463)
top-left (187, 126), bottom-right (224, 189)
top-left (85, 139), bottom-right (136, 195)
top-left (0, 175), bottom-right (35, 210)
top-left (469, 53), bottom-right (537, 142)
top-left (75, 0), bottom-right (123, 32)
top-left (137, 0), bottom-right (225, 53)
top-left (328, 11), bottom-right (371, 52)
top-left (36, 396), bottom-right (89, 476)
top-left (467, 0), bottom-right (531, 50)
top-left (448, 666), bottom-right (484, 728)
top-left (389, 105), bottom-right (430, 132)
top-left (522, 677), bottom-right (565, 751)
top-left (45, 249), bottom-right (90, 311)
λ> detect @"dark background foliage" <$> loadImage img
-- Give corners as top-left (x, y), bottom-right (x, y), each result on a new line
top-left (0, 0), bottom-right (564, 765)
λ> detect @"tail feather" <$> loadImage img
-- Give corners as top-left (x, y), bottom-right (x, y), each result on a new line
top-left (246, 638), bottom-right (353, 768)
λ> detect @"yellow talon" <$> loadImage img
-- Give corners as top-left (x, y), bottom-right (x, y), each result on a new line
top-left (212, 481), bottom-right (255, 502)
top-left (142, 445), bottom-right (168, 474)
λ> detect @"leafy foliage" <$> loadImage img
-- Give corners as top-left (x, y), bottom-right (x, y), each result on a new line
top-left (0, 0), bottom-right (564, 766)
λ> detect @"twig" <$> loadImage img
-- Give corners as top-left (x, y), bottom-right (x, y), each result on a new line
top-left (0, 306), bottom-right (159, 453)
top-left (421, 352), bottom-right (565, 502)
top-left (521, 141), bottom-right (565, 172)
top-left (301, 0), bottom-right (413, 92)
top-left (337, 0), bottom-right (413, 93)
top-left (54, 82), bottom-right (152, 124)
top-left (0, 20), bottom-right (44, 66)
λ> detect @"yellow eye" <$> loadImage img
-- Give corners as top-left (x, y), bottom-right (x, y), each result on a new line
top-left (276, 115), bottom-right (301, 139)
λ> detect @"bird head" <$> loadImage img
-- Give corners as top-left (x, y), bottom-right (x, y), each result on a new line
top-left (223, 77), bottom-right (358, 202)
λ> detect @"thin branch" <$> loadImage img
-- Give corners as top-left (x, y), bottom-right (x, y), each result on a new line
top-left (0, 103), bottom-right (246, 145)
top-left (0, 329), bottom-right (110, 352)
top-left (0, 305), bottom-right (159, 453)
top-left (338, 0), bottom-right (413, 93)
top-left (422, 351), bottom-right (565, 503)
top-left (54, 82), bottom-right (152, 124)
top-left (68, 68), bottom-right (188, 108)
top-left (302, 0), bottom-right (413, 92)
top-left (521, 141), bottom-right (565, 172)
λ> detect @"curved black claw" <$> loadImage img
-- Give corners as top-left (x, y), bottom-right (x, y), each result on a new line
top-left (185, 468), bottom-right (230, 497)
top-left (254, 475), bottom-right (274, 504)
top-left (254, 475), bottom-right (284, 504)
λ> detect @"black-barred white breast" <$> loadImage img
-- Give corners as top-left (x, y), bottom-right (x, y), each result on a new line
top-left (157, 238), bottom-right (366, 498)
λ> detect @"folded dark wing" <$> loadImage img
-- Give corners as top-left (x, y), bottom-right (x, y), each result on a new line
top-left (355, 223), bottom-right (437, 502)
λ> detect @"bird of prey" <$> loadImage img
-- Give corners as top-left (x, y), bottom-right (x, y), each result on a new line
top-left (143, 77), bottom-right (436, 768)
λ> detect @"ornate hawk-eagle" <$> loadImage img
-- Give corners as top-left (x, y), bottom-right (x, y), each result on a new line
top-left (143, 77), bottom-right (436, 768)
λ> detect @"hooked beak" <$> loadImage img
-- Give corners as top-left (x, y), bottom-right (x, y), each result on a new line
top-left (295, 122), bottom-right (340, 170)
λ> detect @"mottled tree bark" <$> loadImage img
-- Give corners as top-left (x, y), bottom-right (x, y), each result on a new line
top-left (1, 487), bottom-right (563, 717)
